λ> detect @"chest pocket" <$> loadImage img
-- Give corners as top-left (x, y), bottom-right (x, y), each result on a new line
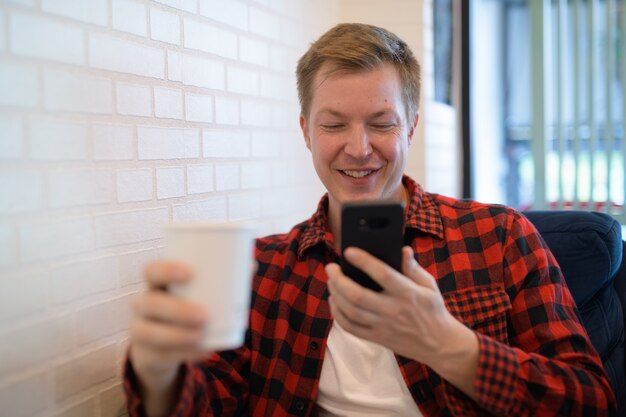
top-left (443, 286), bottom-right (512, 344)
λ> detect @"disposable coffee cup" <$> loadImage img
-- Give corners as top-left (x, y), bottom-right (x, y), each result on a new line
top-left (165, 221), bottom-right (257, 351)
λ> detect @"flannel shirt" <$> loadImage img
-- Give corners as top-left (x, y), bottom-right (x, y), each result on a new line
top-left (125, 175), bottom-right (616, 416)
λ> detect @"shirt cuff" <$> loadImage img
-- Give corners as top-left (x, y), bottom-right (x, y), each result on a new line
top-left (443, 332), bottom-right (519, 416)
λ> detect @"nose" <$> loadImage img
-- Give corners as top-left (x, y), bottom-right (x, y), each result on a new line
top-left (343, 125), bottom-right (372, 160)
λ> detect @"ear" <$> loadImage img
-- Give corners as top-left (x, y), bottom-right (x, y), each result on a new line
top-left (300, 114), bottom-right (312, 150)
top-left (407, 113), bottom-right (419, 145)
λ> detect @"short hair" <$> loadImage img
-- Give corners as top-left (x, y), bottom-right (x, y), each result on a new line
top-left (296, 23), bottom-right (421, 121)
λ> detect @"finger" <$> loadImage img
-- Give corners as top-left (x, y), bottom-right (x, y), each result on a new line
top-left (329, 295), bottom-right (373, 340)
top-left (144, 261), bottom-right (192, 289)
top-left (328, 279), bottom-right (382, 327)
top-left (131, 319), bottom-right (204, 351)
top-left (326, 263), bottom-right (389, 314)
top-left (134, 292), bottom-right (207, 327)
top-left (342, 247), bottom-right (409, 294)
top-left (401, 246), bottom-right (438, 291)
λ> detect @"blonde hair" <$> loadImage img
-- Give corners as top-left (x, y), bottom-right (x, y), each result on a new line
top-left (296, 23), bottom-right (421, 121)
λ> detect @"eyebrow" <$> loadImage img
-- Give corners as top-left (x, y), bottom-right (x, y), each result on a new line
top-left (317, 108), bottom-right (399, 118)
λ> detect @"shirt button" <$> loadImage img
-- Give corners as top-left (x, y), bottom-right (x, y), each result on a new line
top-left (310, 341), bottom-right (319, 350)
top-left (296, 401), bottom-right (305, 411)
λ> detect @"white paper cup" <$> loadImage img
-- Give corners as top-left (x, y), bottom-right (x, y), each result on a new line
top-left (165, 221), bottom-right (257, 352)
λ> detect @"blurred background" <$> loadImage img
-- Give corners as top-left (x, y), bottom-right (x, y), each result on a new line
top-left (0, 0), bottom-right (623, 416)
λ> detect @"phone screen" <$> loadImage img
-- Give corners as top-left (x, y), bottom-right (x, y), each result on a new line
top-left (340, 201), bottom-right (404, 292)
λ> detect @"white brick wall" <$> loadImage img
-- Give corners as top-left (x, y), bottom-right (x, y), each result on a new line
top-left (10, 11), bottom-right (85, 64)
top-left (0, 2), bottom-right (438, 415)
top-left (112, 0), bottom-right (148, 37)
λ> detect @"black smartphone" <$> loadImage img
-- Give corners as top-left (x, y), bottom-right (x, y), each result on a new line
top-left (340, 201), bottom-right (404, 292)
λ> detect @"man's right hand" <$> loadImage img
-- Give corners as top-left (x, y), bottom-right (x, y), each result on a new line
top-left (129, 261), bottom-right (210, 417)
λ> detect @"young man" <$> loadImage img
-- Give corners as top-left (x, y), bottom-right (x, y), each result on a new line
top-left (125, 23), bottom-right (616, 416)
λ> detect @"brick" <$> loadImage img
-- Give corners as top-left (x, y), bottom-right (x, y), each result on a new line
top-left (215, 163), bottom-right (239, 191)
top-left (0, 117), bottom-right (22, 159)
top-left (156, 166), bottom-right (185, 199)
top-left (19, 216), bottom-right (94, 262)
top-left (10, 11), bottom-right (84, 64)
top-left (269, 45), bottom-right (293, 72)
top-left (51, 398), bottom-right (97, 417)
top-left (89, 33), bottom-right (164, 79)
top-left (75, 297), bottom-right (132, 345)
top-left (117, 168), bottom-right (153, 203)
top-left (0, 372), bottom-right (50, 417)
top-left (94, 208), bottom-right (168, 247)
top-left (227, 66), bottom-right (260, 96)
top-left (138, 126), bottom-right (199, 160)
top-left (185, 93), bottom-right (213, 123)
top-left (167, 51), bottom-right (225, 90)
top-left (199, 0), bottom-right (248, 30)
top-left (154, 86), bottom-right (183, 119)
top-left (187, 164), bottom-right (214, 194)
top-left (261, 189), bottom-right (290, 216)
top-left (203, 129), bottom-right (249, 158)
top-left (0, 271), bottom-right (46, 320)
top-left (260, 72), bottom-right (293, 100)
top-left (100, 383), bottom-right (127, 417)
top-left (215, 96), bottom-right (239, 125)
top-left (249, 7), bottom-right (280, 40)
top-left (271, 103), bottom-right (298, 128)
top-left (150, 7), bottom-right (180, 45)
top-left (49, 169), bottom-right (113, 208)
top-left (54, 344), bottom-right (117, 401)
top-left (119, 248), bottom-right (156, 286)
top-left (116, 82), bottom-right (152, 117)
top-left (0, 316), bottom-right (72, 375)
top-left (241, 161), bottom-right (272, 189)
top-left (0, 62), bottom-right (38, 107)
top-left (0, 170), bottom-right (41, 214)
top-left (93, 124), bottom-right (134, 161)
top-left (239, 36), bottom-right (270, 67)
top-left (183, 18), bottom-right (237, 59)
top-left (153, 0), bottom-right (197, 13)
top-left (30, 118), bottom-right (89, 160)
top-left (252, 131), bottom-right (281, 157)
top-left (167, 51), bottom-right (182, 81)
top-left (0, 223), bottom-right (14, 268)
top-left (241, 98), bottom-right (271, 126)
top-left (228, 193), bottom-right (261, 220)
top-left (113, 0), bottom-right (147, 37)
top-left (50, 256), bottom-right (117, 305)
top-left (172, 196), bottom-right (227, 222)
top-left (43, 68), bottom-right (113, 114)
top-left (42, 0), bottom-right (108, 25)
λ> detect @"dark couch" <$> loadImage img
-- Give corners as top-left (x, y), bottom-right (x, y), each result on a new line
top-left (524, 211), bottom-right (625, 415)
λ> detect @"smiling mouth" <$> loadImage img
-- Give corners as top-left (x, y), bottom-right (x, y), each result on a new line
top-left (340, 169), bottom-right (376, 178)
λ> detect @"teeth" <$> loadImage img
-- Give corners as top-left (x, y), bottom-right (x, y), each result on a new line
top-left (342, 170), bottom-right (372, 178)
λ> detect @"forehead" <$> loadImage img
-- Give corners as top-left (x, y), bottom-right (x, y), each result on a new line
top-left (310, 63), bottom-right (405, 115)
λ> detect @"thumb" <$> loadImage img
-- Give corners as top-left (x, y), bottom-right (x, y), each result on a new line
top-left (402, 246), bottom-right (438, 291)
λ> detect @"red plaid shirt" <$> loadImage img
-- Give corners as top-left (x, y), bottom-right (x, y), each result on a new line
top-left (125, 176), bottom-right (616, 416)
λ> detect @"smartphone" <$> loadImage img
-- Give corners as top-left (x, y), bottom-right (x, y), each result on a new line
top-left (340, 201), bottom-right (404, 292)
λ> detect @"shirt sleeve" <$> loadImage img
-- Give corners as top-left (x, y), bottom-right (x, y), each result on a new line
top-left (443, 211), bottom-right (617, 416)
top-left (124, 346), bottom-right (251, 417)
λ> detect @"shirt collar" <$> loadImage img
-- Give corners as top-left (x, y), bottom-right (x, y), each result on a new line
top-left (297, 175), bottom-right (444, 259)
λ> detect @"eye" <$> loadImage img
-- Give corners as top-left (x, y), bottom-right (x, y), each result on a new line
top-left (371, 123), bottom-right (395, 131)
top-left (321, 124), bottom-right (345, 131)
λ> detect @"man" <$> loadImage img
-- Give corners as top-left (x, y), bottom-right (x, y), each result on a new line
top-left (125, 23), bottom-right (616, 416)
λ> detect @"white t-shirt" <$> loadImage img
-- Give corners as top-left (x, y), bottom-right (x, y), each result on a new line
top-left (315, 321), bottom-right (424, 416)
